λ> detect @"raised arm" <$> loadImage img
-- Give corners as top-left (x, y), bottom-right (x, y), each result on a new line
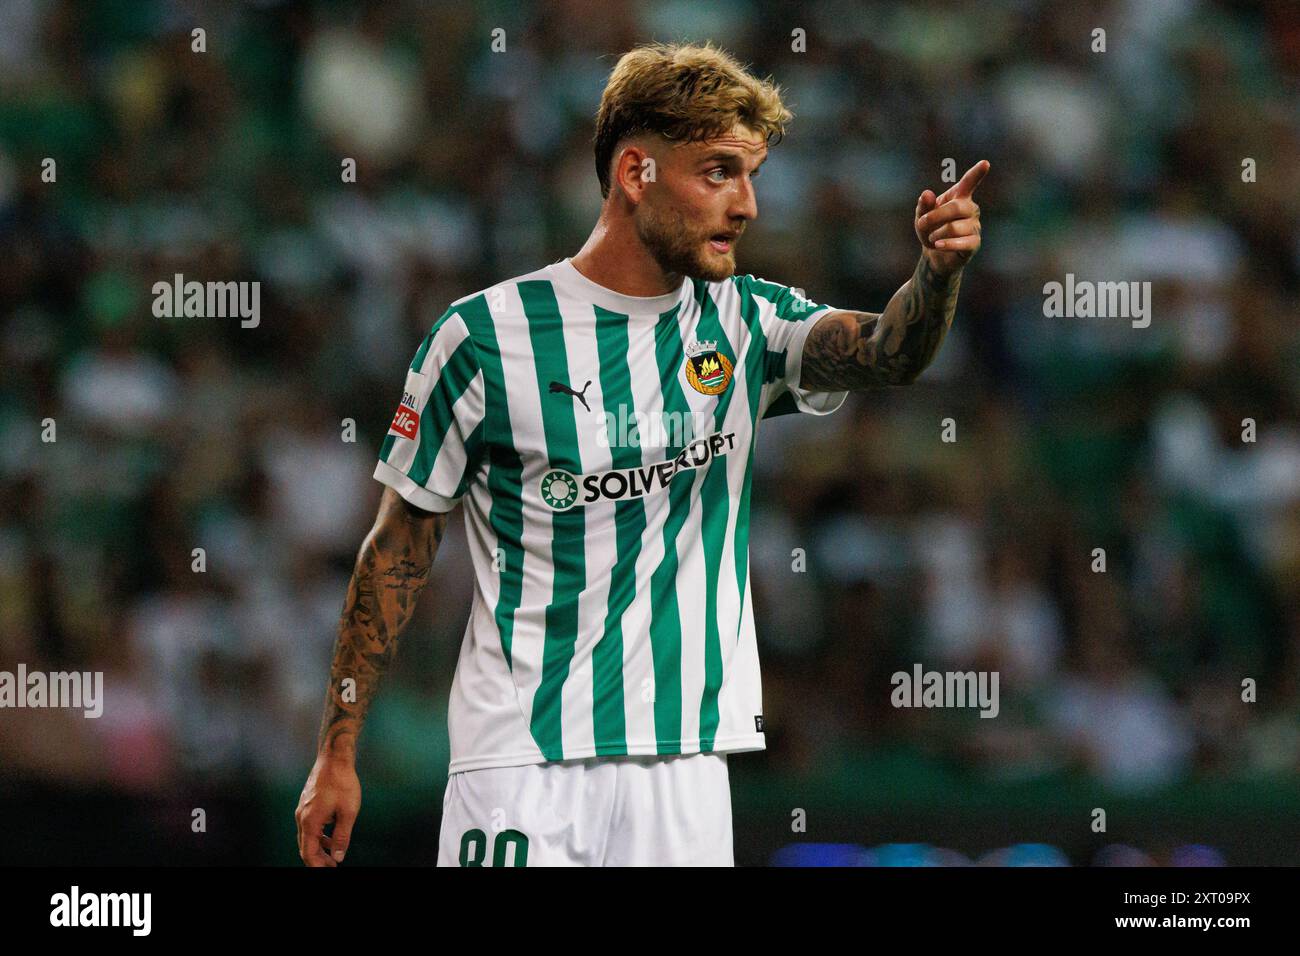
top-left (295, 485), bottom-right (448, 866)
top-left (800, 160), bottom-right (988, 391)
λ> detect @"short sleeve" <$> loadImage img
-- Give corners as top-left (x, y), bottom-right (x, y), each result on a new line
top-left (734, 275), bottom-right (850, 420)
top-left (374, 309), bottom-right (487, 513)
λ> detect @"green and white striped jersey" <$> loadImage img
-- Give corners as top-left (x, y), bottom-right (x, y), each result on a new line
top-left (375, 257), bottom-right (847, 772)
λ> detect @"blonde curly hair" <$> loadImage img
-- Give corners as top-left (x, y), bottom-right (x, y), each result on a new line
top-left (594, 41), bottom-right (792, 199)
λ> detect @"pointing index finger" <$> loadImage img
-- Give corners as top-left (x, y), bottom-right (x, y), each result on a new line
top-left (938, 160), bottom-right (990, 203)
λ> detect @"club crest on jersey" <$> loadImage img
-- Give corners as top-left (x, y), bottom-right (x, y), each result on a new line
top-left (684, 339), bottom-right (733, 396)
top-left (388, 391), bottom-right (420, 440)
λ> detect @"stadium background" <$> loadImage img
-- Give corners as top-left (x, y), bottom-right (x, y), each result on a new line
top-left (1, 0), bottom-right (1297, 866)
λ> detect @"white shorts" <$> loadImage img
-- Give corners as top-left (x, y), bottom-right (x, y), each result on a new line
top-left (436, 752), bottom-right (733, 866)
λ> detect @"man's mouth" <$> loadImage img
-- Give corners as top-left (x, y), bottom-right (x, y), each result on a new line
top-left (709, 233), bottom-right (739, 253)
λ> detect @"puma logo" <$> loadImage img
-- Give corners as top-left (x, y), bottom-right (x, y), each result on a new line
top-left (548, 380), bottom-right (592, 412)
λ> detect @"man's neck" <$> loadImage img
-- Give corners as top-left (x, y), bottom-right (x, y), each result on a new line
top-left (569, 217), bottom-right (683, 297)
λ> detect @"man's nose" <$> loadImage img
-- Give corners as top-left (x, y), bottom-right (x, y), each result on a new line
top-left (730, 175), bottom-right (758, 221)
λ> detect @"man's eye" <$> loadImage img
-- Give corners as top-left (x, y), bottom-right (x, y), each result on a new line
top-left (707, 168), bottom-right (727, 182)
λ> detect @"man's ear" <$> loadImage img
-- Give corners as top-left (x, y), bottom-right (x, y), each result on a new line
top-left (614, 140), bottom-right (656, 204)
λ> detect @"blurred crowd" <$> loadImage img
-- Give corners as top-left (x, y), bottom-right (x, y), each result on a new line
top-left (1, 0), bottom-right (1298, 862)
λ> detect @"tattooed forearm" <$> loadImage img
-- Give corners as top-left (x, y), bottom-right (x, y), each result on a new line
top-left (800, 256), bottom-right (962, 391)
top-left (317, 486), bottom-right (447, 759)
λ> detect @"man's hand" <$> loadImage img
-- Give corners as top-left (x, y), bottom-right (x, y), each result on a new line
top-left (915, 160), bottom-right (988, 276)
top-left (296, 753), bottom-right (362, 866)
top-left (800, 161), bottom-right (988, 391)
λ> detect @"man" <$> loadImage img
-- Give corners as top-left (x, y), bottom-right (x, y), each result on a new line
top-left (295, 41), bottom-right (986, 867)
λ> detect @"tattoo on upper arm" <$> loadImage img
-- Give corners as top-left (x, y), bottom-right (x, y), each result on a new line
top-left (800, 310), bottom-right (886, 391)
top-left (800, 257), bottom-right (961, 391)
top-left (317, 489), bottom-right (446, 756)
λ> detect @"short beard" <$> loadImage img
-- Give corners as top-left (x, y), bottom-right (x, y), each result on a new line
top-left (635, 199), bottom-right (736, 282)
